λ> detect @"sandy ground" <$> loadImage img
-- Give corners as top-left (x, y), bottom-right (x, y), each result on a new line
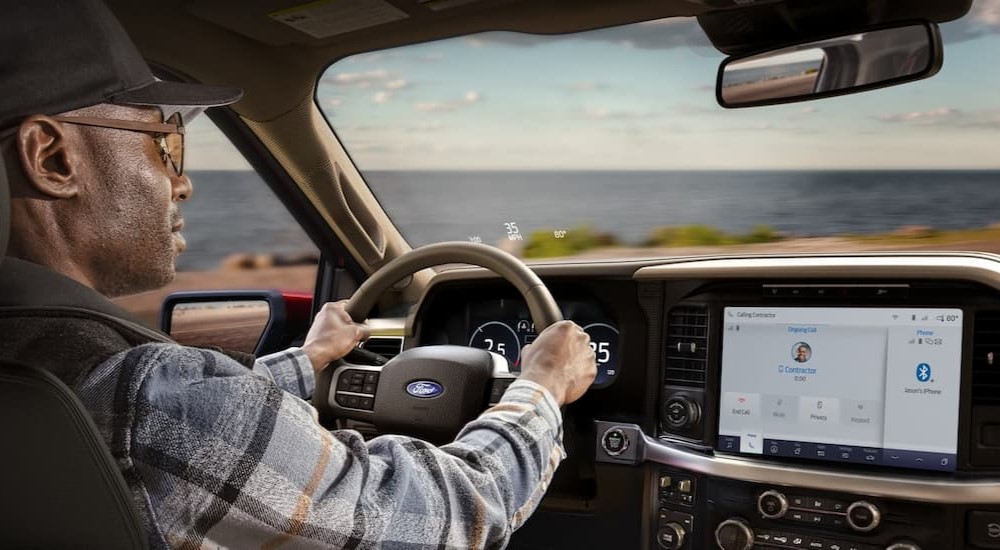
top-left (112, 265), bottom-right (316, 329)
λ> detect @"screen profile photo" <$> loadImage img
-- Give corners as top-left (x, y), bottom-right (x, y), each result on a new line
top-left (792, 342), bottom-right (812, 363)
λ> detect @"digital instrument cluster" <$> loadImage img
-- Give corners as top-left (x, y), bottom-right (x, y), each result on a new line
top-left (466, 299), bottom-right (621, 386)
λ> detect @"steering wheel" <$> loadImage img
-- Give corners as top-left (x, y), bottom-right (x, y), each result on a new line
top-left (313, 242), bottom-right (563, 442)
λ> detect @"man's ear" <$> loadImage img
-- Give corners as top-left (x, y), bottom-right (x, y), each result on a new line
top-left (15, 115), bottom-right (80, 199)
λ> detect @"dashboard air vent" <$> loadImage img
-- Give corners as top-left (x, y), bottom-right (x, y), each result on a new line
top-left (361, 336), bottom-right (404, 361)
top-left (665, 305), bottom-right (709, 388)
top-left (973, 311), bottom-right (1000, 405)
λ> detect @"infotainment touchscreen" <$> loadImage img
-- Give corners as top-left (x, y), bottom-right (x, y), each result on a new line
top-left (718, 307), bottom-right (962, 472)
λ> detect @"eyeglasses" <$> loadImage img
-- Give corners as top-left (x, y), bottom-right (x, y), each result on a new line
top-left (50, 112), bottom-right (186, 176)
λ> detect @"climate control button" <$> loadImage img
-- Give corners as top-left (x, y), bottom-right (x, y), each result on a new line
top-left (846, 501), bottom-right (881, 532)
top-left (758, 490), bottom-right (789, 520)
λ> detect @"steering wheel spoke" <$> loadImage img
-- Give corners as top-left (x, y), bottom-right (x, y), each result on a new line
top-left (487, 351), bottom-right (519, 405)
top-left (329, 362), bottom-right (383, 421)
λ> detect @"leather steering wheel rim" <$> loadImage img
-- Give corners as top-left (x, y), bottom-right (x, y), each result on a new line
top-left (344, 242), bottom-right (562, 327)
top-left (313, 241), bottom-right (563, 418)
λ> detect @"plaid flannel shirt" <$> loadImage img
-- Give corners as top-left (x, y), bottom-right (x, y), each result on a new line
top-left (75, 343), bottom-right (565, 549)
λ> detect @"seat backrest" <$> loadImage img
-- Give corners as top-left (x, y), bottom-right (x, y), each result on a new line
top-left (0, 361), bottom-right (148, 548)
top-left (0, 151), bottom-right (147, 548)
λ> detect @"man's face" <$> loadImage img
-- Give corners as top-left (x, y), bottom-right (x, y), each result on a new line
top-left (796, 346), bottom-right (808, 360)
top-left (73, 105), bottom-right (190, 297)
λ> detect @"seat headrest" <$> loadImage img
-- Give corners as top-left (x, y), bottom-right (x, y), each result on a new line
top-left (0, 152), bottom-right (9, 261)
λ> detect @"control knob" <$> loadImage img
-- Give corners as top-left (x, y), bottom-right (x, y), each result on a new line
top-left (656, 522), bottom-right (686, 550)
top-left (757, 490), bottom-right (789, 520)
top-left (846, 501), bottom-right (881, 532)
top-left (715, 518), bottom-right (754, 550)
top-left (663, 395), bottom-right (701, 430)
top-left (885, 543), bottom-right (920, 550)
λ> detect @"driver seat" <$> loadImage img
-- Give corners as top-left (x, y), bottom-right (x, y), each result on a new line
top-left (0, 154), bottom-right (148, 547)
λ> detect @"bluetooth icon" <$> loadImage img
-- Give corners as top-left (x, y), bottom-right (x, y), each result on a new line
top-left (916, 363), bottom-right (932, 383)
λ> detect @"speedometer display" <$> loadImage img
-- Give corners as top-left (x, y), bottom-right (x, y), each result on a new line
top-left (468, 321), bottom-right (521, 366)
top-left (467, 299), bottom-right (621, 386)
top-left (583, 323), bottom-right (620, 386)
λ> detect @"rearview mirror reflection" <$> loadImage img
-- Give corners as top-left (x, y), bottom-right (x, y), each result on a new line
top-left (718, 23), bottom-right (942, 108)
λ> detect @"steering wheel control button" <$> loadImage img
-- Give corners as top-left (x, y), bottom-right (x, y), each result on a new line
top-left (363, 372), bottom-right (379, 385)
top-left (358, 397), bottom-right (374, 410)
top-left (846, 501), bottom-right (881, 532)
top-left (601, 428), bottom-right (629, 456)
top-left (758, 490), bottom-right (789, 520)
top-left (714, 519), bottom-right (753, 550)
top-left (968, 511), bottom-right (1000, 549)
top-left (656, 523), bottom-right (686, 550)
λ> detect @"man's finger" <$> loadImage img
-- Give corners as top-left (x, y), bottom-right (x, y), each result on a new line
top-left (355, 324), bottom-right (372, 343)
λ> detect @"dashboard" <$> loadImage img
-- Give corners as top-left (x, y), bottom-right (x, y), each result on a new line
top-left (404, 254), bottom-right (1000, 550)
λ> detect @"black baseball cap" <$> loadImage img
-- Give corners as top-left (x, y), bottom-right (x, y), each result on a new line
top-left (0, 0), bottom-right (243, 130)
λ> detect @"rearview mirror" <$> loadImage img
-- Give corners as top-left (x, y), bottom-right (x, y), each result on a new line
top-left (717, 22), bottom-right (942, 108)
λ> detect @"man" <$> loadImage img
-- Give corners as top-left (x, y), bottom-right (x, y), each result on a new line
top-left (0, 1), bottom-right (597, 548)
top-left (794, 343), bottom-right (811, 363)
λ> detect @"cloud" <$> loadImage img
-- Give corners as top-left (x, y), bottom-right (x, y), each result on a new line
top-left (374, 91), bottom-right (392, 104)
top-left (322, 69), bottom-right (391, 89)
top-left (801, 107), bottom-right (818, 114)
top-left (328, 97), bottom-right (343, 107)
top-left (567, 81), bottom-right (608, 92)
top-left (415, 91), bottom-right (482, 112)
top-left (875, 107), bottom-right (960, 124)
top-left (409, 121), bottom-right (445, 131)
top-left (580, 106), bottom-right (655, 120)
top-left (456, 17), bottom-right (712, 51)
top-left (941, 0), bottom-right (1000, 44)
top-left (874, 107), bottom-right (1000, 129)
top-left (386, 79), bottom-right (409, 90)
top-left (724, 122), bottom-right (818, 134)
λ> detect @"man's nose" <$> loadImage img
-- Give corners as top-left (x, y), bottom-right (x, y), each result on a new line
top-left (171, 172), bottom-right (193, 202)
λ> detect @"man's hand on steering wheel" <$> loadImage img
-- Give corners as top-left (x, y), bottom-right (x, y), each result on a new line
top-left (519, 321), bottom-right (597, 406)
top-left (301, 301), bottom-right (371, 374)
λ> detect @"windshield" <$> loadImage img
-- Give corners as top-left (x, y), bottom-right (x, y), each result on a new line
top-left (318, 4), bottom-right (1000, 261)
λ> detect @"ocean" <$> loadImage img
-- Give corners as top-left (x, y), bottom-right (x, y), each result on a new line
top-left (179, 170), bottom-right (1000, 270)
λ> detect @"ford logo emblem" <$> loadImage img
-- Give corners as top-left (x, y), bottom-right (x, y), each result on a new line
top-left (406, 380), bottom-right (443, 398)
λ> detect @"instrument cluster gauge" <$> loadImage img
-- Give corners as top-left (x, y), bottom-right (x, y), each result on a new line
top-left (583, 322), bottom-right (620, 386)
top-left (468, 321), bottom-right (521, 368)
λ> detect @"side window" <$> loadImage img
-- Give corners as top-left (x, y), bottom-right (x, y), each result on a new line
top-left (113, 116), bottom-right (319, 331)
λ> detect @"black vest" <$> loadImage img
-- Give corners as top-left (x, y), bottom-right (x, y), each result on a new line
top-left (0, 258), bottom-right (252, 386)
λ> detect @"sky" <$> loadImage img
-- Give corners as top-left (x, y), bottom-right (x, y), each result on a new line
top-left (188, 0), bottom-right (1000, 171)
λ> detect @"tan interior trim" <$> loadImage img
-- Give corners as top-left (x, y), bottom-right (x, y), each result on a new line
top-left (633, 253), bottom-right (1000, 290)
top-left (239, 100), bottom-right (431, 293)
top-left (640, 430), bottom-right (1000, 504)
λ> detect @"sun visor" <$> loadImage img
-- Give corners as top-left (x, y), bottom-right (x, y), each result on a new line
top-left (696, 0), bottom-right (973, 56)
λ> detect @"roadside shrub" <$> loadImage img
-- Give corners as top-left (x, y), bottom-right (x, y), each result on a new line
top-left (644, 224), bottom-right (783, 247)
top-left (522, 226), bottom-right (618, 258)
top-left (737, 225), bottom-right (785, 244)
